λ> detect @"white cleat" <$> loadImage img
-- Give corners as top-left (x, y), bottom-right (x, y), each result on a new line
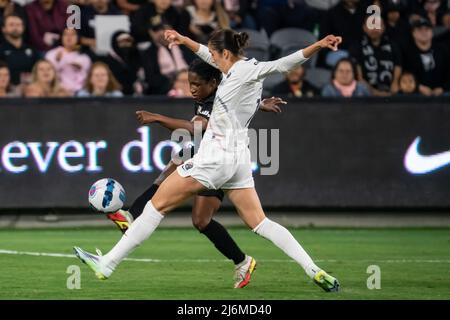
top-left (73, 246), bottom-right (114, 280)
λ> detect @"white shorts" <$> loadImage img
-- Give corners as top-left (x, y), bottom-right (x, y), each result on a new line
top-left (177, 140), bottom-right (254, 190)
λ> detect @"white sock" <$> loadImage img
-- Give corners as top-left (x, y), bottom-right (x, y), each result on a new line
top-left (102, 201), bottom-right (164, 270)
top-left (253, 218), bottom-right (320, 279)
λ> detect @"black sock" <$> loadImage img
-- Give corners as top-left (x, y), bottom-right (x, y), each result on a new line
top-left (200, 219), bottom-right (246, 265)
top-left (128, 184), bottom-right (159, 220)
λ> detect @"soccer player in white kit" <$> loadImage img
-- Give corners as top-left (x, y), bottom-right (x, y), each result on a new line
top-left (74, 28), bottom-right (342, 292)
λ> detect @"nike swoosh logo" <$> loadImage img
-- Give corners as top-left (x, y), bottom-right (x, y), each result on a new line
top-left (404, 137), bottom-right (450, 174)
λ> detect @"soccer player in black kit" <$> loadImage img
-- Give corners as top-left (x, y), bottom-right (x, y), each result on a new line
top-left (105, 59), bottom-right (285, 288)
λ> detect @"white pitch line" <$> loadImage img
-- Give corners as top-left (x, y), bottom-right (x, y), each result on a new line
top-left (1, 249), bottom-right (450, 264)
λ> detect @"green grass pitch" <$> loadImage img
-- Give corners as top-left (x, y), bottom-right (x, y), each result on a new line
top-left (1, 227), bottom-right (450, 299)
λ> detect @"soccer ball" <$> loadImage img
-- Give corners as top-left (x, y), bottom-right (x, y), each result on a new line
top-left (88, 178), bottom-right (126, 213)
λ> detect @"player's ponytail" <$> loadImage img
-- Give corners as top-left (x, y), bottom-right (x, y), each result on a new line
top-left (233, 32), bottom-right (249, 52)
top-left (209, 29), bottom-right (249, 56)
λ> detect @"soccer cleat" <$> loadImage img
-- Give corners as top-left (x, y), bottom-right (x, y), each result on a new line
top-left (73, 246), bottom-right (113, 280)
top-left (234, 255), bottom-right (257, 288)
top-left (106, 209), bottom-right (134, 234)
top-left (313, 270), bottom-right (340, 292)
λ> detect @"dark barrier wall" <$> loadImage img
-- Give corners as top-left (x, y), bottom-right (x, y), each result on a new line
top-left (0, 97), bottom-right (449, 209)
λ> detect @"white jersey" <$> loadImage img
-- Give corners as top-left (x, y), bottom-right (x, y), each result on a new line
top-left (177, 44), bottom-right (309, 190)
top-left (195, 44), bottom-right (309, 151)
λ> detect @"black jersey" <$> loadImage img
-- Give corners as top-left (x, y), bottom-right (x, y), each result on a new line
top-left (175, 92), bottom-right (224, 200)
top-left (175, 93), bottom-right (215, 161)
top-left (193, 93), bottom-right (214, 120)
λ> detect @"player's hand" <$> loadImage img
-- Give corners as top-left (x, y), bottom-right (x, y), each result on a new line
top-left (319, 35), bottom-right (342, 51)
top-left (164, 30), bottom-right (184, 49)
top-left (136, 110), bottom-right (159, 124)
top-left (259, 96), bottom-right (287, 113)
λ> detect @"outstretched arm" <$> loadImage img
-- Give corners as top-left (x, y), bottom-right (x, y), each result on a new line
top-left (136, 111), bottom-right (208, 134)
top-left (252, 35), bottom-right (342, 80)
top-left (302, 35), bottom-right (342, 59)
top-left (164, 30), bottom-right (218, 68)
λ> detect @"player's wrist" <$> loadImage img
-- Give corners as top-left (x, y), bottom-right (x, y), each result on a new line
top-left (153, 113), bottom-right (162, 123)
top-left (317, 39), bottom-right (327, 49)
top-left (180, 35), bottom-right (189, 46)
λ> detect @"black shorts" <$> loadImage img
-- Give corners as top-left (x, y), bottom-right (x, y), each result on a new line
top-left (197, 189), bottom-right (224, 201)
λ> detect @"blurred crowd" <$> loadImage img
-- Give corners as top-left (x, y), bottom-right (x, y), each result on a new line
top-left (0, 0), bottom-right (449, 98)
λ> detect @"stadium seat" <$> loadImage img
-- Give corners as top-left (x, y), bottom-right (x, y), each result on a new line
top-left (270, 28), bottom-right (318, 67)
top-left (236, 28), bottom-right (270, 61)
top-left (305, 0), bottom-right (339, 10)
top-left (304, 67), bottom-right (331, 90)
top-left (263, 73), bottom-right (285, 92)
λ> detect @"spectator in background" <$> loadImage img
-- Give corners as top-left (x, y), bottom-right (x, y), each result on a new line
top-left (396, 71), bottom-right (419, 95)
top-left (25, 0), bottom-right (68, 52)
top-left (320, 0), bottom-right (366, 67)
top-left (131, 0), bottom-right (190, 43)
top-left (186, 0), bottom-right (230, 44)
top-left (80, 0), bottom-right (121, 57)
top-left (139, 22), bottom-right (187, 95)
top-left (442, 10), bottom-right (450, 27)
top-left (0, 14), bottom-right (38, 87)
top-left (322, 58), bottom-right (371, 97)
top-left (76, 61), bottom-right (123, 97)
top-left (116, 0), bottom-right (145, 15)
top-left (24, 59), bottom-right (71, 97)
top-left (320, 0), bottom-right (366, 50)
top-left (223, 0), bottom-right (257, 30)
top-left (45, 28), bottom-right (92, 95)
top-left (271, 65), bottom-right (318, 98)
top-left (413, 0), bottom-right (448, 27)
top-left (167, 69), bottom-right (191, 97)
top-left (0, 0), bottom-right (27, 42)
top-left (382, 1), bottom-right (412, 47)
top-left (102, 30), bottom-right (143, 96)
top-left (0, 61), bottom-right (20, 97)
top-left (402, 18), bottom-right (449, 96)
top-left (351, 16), bottom-right (402, 96)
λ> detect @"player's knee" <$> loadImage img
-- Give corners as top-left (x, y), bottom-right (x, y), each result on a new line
top-left (191, 213), bottom-right (212, 231)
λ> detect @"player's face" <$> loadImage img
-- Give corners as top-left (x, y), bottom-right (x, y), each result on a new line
top-left (0, 67), bottom-right (10, 89)
top-left (207, 45), bottom-right (227, 73)
top-left (36, 61), bottom-right (55, 84)
top-left (188, 71), bottom-right (216, 102)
